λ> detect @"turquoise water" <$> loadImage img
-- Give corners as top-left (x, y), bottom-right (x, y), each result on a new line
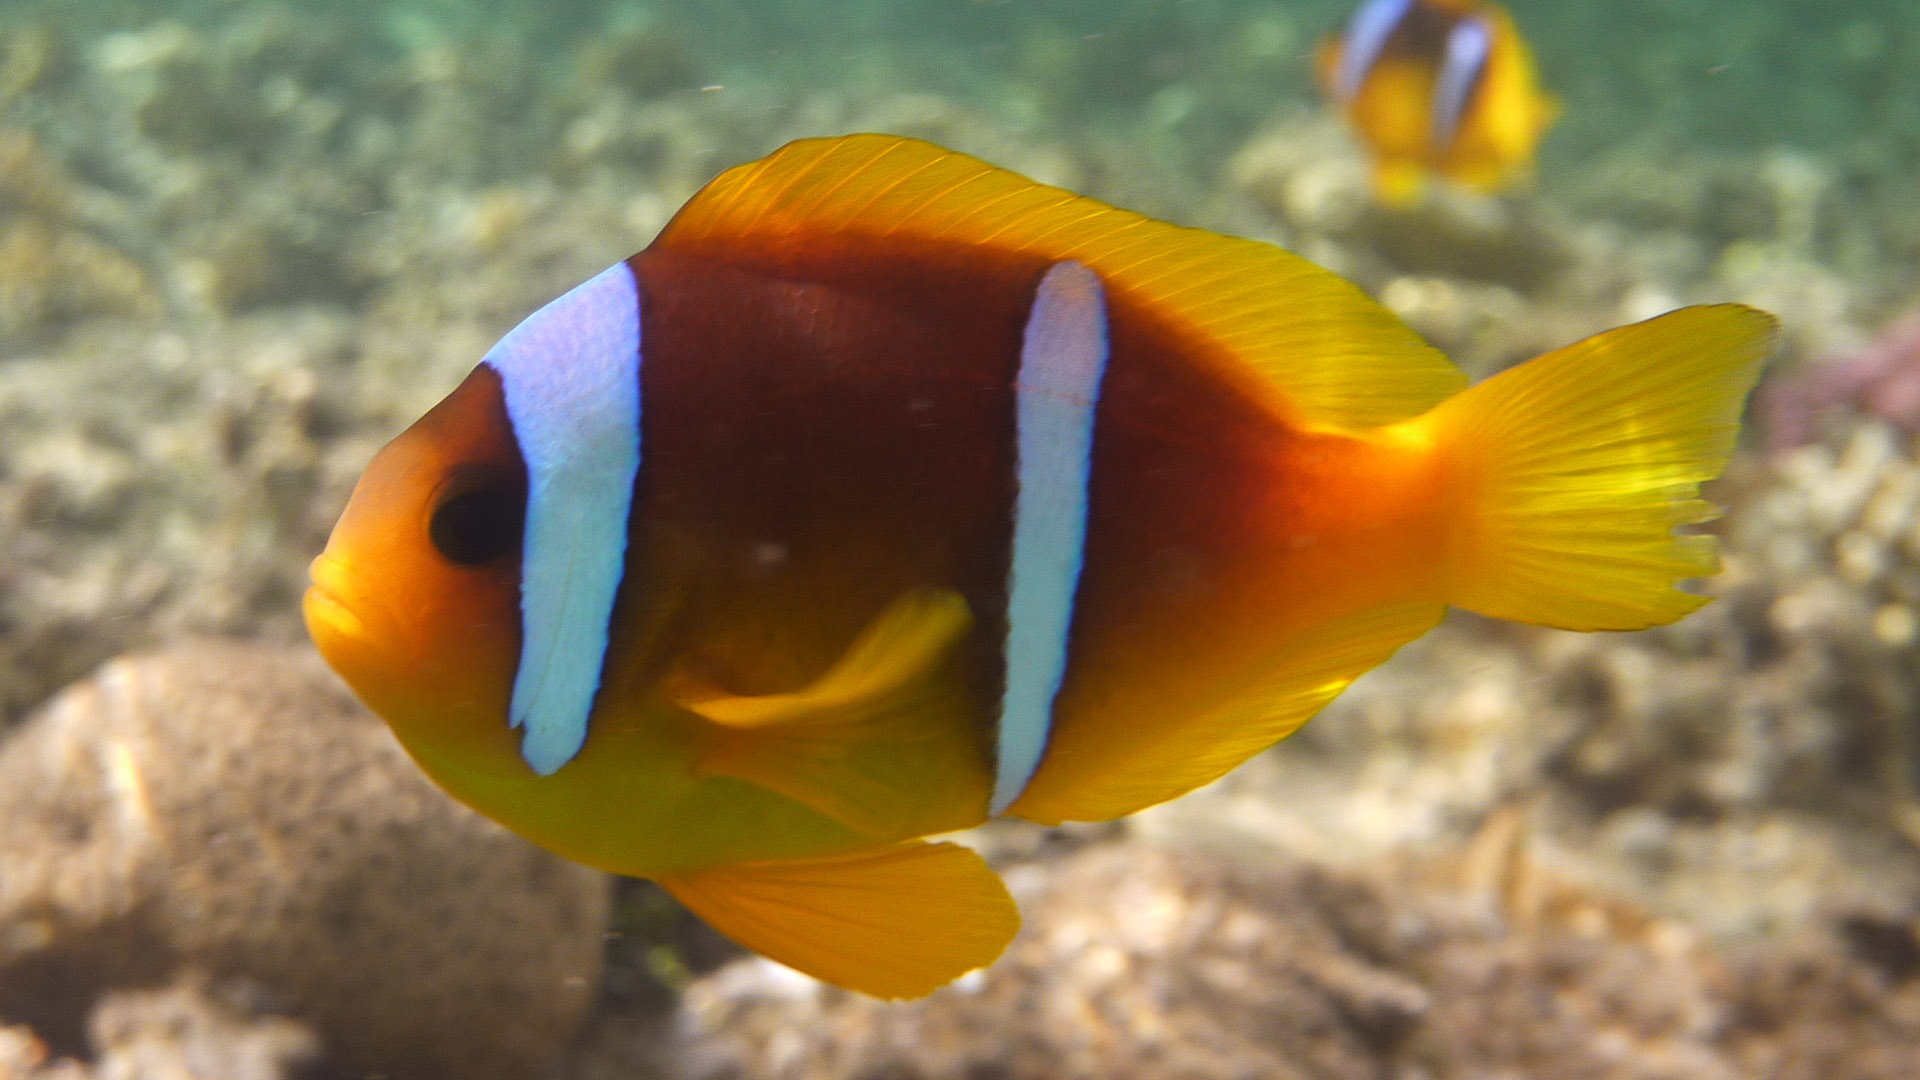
top-left (8, 1), bottom-right (1915, 160)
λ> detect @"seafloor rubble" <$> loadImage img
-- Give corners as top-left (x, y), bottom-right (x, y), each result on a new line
top-left (3, 4), bottom-right (1920, 1077)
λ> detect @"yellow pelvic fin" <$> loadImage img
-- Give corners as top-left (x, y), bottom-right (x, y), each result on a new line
top-left (1414, 304), bottom-right (1777, 631)
top-left (674, 589), bottom-right (985, 836)
top-left (1011, 602), bottom-right (1444, 825)
top-left (660, 840), bottom-right (1020, 999)
top-left (1371, 159), bottom-right (1430, 206)
top-left (657, 133), bottom-right (1466, 430)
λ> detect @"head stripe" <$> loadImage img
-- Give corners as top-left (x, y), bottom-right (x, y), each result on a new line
top-left (1336, 0), bottom-right (1417, 100)
top-left (484, 260), bottom-right (643, 775)
top-left (992, 260), bottom-right (1110, 815)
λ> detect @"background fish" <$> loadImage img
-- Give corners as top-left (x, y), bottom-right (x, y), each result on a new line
top-left (1318, 0), bottom-right (1561, 203)
top-left (304, 134), bottom-right (1774, 998)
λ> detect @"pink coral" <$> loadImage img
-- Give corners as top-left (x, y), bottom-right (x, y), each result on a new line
top-left (1761, 308), bottom-right (1920, 449)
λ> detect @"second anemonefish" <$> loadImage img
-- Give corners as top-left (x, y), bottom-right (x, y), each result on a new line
top-left (1318, 0), bottom-right (1560, 203)
top-left (304, 134), bottom-right (1774, 998)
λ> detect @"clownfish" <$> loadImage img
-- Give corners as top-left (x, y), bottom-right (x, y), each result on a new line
top-left (304, 134), bottom-right (1773, 998)
top-left (1318, 0), bottom-right (1560, 204)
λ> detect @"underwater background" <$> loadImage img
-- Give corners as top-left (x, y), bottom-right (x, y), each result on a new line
top-left (2, 0), bottom-right (1920, 1076)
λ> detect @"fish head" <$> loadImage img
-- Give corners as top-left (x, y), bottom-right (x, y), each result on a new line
top-left (305, 364), bottom-right (529, 772)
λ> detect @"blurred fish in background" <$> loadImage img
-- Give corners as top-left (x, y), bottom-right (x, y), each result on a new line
top-left (1318, 0), bottom-right (1559, 204)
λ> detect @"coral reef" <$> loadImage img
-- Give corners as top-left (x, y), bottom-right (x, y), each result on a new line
top-left (1760, 307), bottom-right (1920, 449)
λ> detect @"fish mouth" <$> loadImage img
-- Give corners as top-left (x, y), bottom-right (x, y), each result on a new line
top-left (303, 554), bottom-right (370, 648)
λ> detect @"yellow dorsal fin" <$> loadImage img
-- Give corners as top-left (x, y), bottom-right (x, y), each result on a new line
top-left (655, 134), bottom-right (1465, 429)
top-left (672, 589), bottom-right (989, 837)
top-left (660, 840), bottom-right (1019, 998)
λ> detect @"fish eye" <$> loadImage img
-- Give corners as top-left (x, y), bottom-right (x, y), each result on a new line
top-left (429, 481), bottom-right (524, 566)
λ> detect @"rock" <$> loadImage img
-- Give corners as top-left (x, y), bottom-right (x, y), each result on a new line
top-left (0, 1024), bottom-right (71, 1080)
top-left (0, 972), bottom-right (319, 1080)
top-left (0, 642), bottom-right (611, 1080)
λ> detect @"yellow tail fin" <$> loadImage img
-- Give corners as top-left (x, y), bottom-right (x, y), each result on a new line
top-left (1415, 304), bottom-right (1777, 631)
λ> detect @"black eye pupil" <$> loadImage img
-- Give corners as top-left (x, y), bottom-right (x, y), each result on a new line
top-left (430, 486), bottom-right (523, 566)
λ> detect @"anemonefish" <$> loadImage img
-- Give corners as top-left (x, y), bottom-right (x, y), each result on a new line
top-left (1318, 0), bottom-right (1560, 204)
top-left (304, 134), bottom-right (1774, 998)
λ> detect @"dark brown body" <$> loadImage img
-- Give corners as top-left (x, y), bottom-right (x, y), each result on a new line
top-left (607, 237), bottom-right (1442, 826)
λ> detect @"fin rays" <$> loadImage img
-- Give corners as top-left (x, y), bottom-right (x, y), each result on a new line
top-left (661, 841), bottom-right (1019, 999)
top-left (1417, 303), bottom-right (1776, 631)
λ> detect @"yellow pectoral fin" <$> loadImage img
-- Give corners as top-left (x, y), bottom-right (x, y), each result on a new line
top-left (660, 841), bottom-right (1020, 999)
top-left (674, 588), bottom-right (971, 730)
top-left (673, 588), bottom-right (988, 836)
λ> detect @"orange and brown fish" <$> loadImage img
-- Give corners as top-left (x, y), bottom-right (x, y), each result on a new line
top-left (1319, 0), bottom-right (1560, 203)
top-left (304, 134), bottom-right (1773, 997)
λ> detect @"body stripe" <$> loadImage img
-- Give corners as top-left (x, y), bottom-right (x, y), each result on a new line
top-left (1432, 15), bottom-right (1492, 147)
top-left (484, 260), bottom-right (643, 775)
top-left (1336, 0), bottom-right (1416, 100)
top-left (992, 260), bottom-right (1110, 815)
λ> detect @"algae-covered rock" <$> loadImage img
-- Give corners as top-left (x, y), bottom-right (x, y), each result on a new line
top-left (0, 641), bottom-right (611, 1080)
top-left (0, 975), bottom-right (319, 1080)
top-left (0, 973), bottom-right (321, 1080)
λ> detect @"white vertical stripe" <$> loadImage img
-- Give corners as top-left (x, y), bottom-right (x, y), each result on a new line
top-left (484, 260), bottom-right (643, 775)
top-left (1336, 0), bottom-right (1416, 101)
top-left (992, 260), bottom-right (1109, 815)
top-left (1432, 16), bottom-right (1492, 147)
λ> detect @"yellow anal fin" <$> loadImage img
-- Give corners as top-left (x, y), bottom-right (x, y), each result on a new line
top-left (1011, 602), bottom-right (1443, 825)
top-left (674, 589), bottom-right (985, 836)
top-left (655, 133), bottom-right (1465, 430)
top-left (660, 841), bottom-right (1019, 999)
top-left (1415, 304), bottom-right (1777, 631)
top-left (1371, 160), bottom-right (1430, 207)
